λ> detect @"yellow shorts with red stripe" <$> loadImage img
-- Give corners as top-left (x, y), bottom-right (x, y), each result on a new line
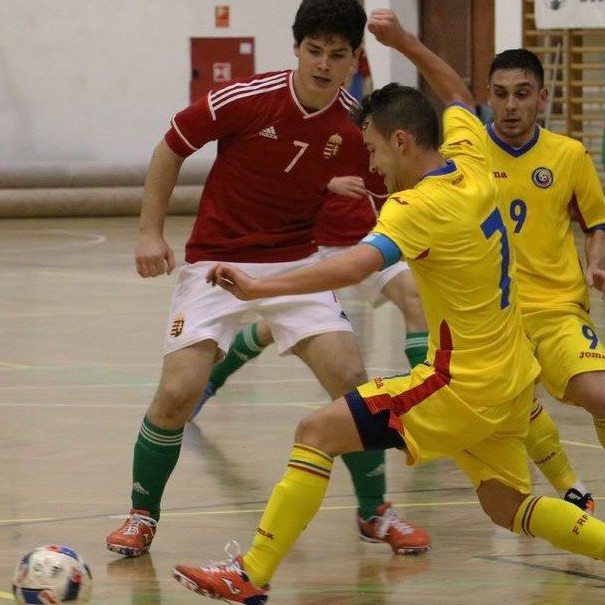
top-left (522, 306), bottom-right (605, 400)
top-left (352, 365), bottom-right (534, 493)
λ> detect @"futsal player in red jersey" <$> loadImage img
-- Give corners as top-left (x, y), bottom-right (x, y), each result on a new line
top-left (189, 183), bottom-right (429, 418)
top-left (106, 0), bottom-right (429, 558)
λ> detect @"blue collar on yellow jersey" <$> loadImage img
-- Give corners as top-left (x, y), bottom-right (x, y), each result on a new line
top-left (486, 122), bottom-right (540, 157)
top-left (423, 159), bottom-right (456, 179)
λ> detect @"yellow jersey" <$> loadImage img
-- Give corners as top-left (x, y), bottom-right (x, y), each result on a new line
top-left (486, 124), bottom-right (605, 312)
top-left (362, 104), bottom-right (539, 405)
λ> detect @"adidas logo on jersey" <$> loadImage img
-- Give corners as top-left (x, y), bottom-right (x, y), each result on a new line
top-left (259, 125), bottom-right (278, 139)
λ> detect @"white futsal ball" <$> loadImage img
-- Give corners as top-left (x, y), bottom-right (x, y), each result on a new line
top-left (12, 544), bottom-right (92, 604)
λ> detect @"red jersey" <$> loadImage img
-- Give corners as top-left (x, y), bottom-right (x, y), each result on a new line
top-left (165, 70), bottom-right (373, 263)
top-left (313, 177), bottom-right (386, 246)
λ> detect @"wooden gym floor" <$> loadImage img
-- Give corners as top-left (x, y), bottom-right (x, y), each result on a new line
top-left (1, 215), bottom-right (604, 604)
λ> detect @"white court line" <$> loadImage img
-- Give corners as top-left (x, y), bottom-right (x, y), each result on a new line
top-left (0, 362), bottom-right (161, 370)
top-left (4, 401), bottom-right (594, 447)
top-left (0, 383), bottom-right (158, 390)
top-left (1, 402), bottom-right (150, 408)
top-left (29, 268), bottom-right (175, 287)
top-left (0, 400), bottom-right (320, 409)
top-left (561, 439), bottom-right (602, 450)
top-left (107, 500), bottom-right (466, 522)
top-left (0, 309), bottom-right (165, 319)
top-left (0, 377), bottom-right (317, 390)
top-left (0, 362), bottom-right (30, 369)
top-left (0, 229), bottom-right (106, 254)
top-left (0, 369), bottom-right (402, 388)
top-left (1, 310), bottom-right (160, 320)
top-left (0, 364), bottom-right (400, 374)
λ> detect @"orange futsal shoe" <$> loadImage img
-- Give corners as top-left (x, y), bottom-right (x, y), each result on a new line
top-left (358, 502), bottom-right (431, 555)
top-left (174, 542), bottom-right (269, 604)
top-left (564, 488), bottom-right (595, 516)
top-left (106, 509), bottom-right (157, 557)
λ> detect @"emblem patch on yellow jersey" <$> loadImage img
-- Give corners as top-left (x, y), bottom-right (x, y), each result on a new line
top-left (323, 133), bottom-right (343, 158)
top-left (532, 167), bottom-right (553, 188)
top-left (170, 314), bottom-right (185, 337)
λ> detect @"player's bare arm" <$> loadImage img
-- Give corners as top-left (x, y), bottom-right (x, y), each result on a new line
top-left (327, 175), bottom-right (366, 198)
top-left (135, 140), bottom-right (184, 278)
top-left (584, 228), bottom-right (605, 294)
top-left (206, 243), bottom-right (384, 300)
top-left (368, 9), bottom-right (473, 107)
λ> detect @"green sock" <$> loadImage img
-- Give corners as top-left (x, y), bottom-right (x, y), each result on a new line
top-left (210, 323), bottom-right (267, 389)
top-left (405, 331), bottom-right (428, 368)
top-left (342, 450), bottom-right (386, 519)
top-left (131, 416), bottom-right (183, 520)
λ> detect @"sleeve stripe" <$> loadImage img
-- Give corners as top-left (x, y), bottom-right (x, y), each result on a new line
top-left (339, 87), bottom-right (359, 109)
top-left (211, 82), bottom-right (288, 113)
top-left (210, 72), bottom-right (287, 105)
top-left (360, 232), bottom-right (402, 268)
top-left (170, 117), bottom-right (198, 151)
top-left (339, 97), bottom-right (356, 112)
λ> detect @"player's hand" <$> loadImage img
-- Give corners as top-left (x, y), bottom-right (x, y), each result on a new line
top-left (135, 233), bottom-right (176, 278)
top-left (586, 266), bottom-right (605, 299)
top-left (206, 263), bottom-right (260, 300)
top-left (327, 175), bottom-right (366, 198)
top-left (368, 9), bottom-right (407, 49)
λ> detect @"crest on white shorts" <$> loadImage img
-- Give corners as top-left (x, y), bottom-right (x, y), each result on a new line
top-left (170, 314), bottom-right (185, 337)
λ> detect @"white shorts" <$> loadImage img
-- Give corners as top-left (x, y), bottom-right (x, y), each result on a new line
top-left (163, 254), bottom-right (353, 356)
top-left (318, 245), bottom-right (409, 307)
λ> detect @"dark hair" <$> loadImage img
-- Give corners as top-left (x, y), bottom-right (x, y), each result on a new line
top-left (353, 83), bottom-right (440, 150)
top-left (489, 49), bottom-right (544, 88)
top-left (292, 0), bottom-right (366, 51)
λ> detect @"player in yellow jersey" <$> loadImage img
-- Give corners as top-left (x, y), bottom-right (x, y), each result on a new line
top-left (485, 48), bottom-right (605, 511)
top-left (416, 43), bottom-right (604, 510)
top-left (172, 11), bottom-right (605, 603)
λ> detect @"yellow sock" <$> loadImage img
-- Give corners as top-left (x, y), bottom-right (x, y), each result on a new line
top-left (593, 417), bottom-right (605, 449)
top-left (243, 444), bottom-right (333, 586)
top-left (526, 400), bottom-right (577, 492)
top-left (513, 495), bottom-right (605, 560)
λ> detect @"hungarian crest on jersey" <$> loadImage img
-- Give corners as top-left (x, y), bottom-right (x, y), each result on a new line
top-left (323, 134), bottom-right (343, 158)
